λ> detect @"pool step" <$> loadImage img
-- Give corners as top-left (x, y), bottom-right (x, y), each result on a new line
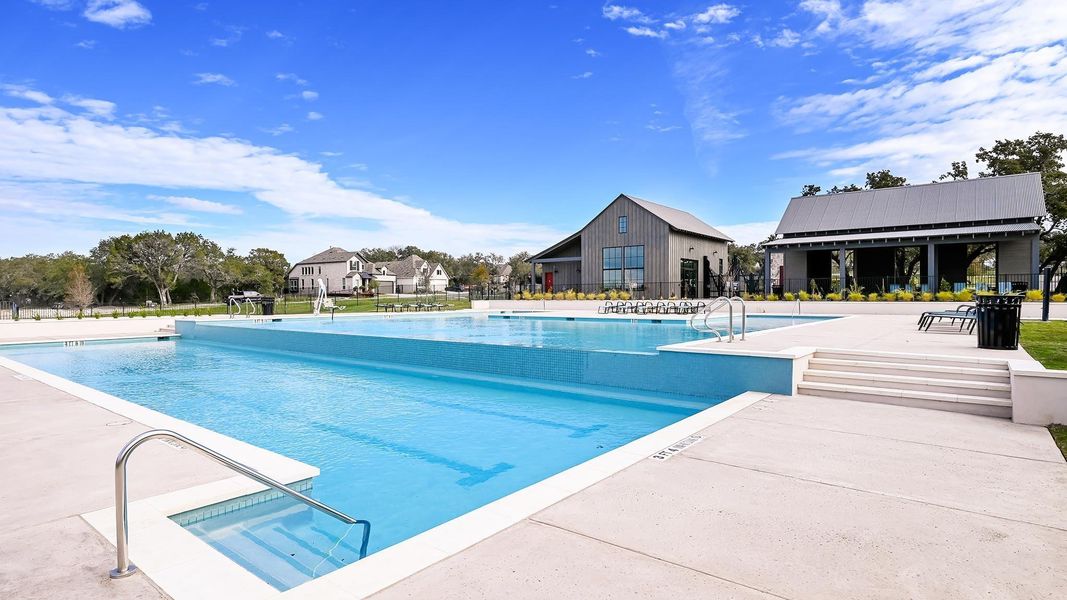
top-left (801, 350), bottom-right (1012, 418)
top-left (796, 381), bottom-right (1012, 418)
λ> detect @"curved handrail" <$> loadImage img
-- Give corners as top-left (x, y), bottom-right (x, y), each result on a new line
top-left (729, 296), bottom-right (747, 341)
top-left (110, 429), bottom-right (370, 579)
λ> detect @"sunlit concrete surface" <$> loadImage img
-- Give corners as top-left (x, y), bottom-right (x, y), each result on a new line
top-left (373, 394), bottom-right (1067, 600)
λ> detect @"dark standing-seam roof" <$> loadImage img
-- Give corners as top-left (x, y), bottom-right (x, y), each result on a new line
top-left (774, 172), bottom-right (1046, 235)
top-left (625, 195), bottom-right (734, 242)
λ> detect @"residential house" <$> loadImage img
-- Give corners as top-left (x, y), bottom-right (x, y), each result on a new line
top-left (287, 247), bottom-right (397, 294)
top-left (378, 254), bottom-right (450, 293)
top-left (529, 194), bottom-right (734, 299)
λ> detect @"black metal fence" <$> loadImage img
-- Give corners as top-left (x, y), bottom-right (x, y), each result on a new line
top-left (0, 300), bottom-right (230, 320)
top-left (770, 268), bottom-right (1066, 296)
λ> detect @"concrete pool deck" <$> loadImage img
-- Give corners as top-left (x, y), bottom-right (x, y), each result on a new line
top-left (373, 394), bottom-right (1067, 599)
top-left (1, 314), bottom-right (1064, 599)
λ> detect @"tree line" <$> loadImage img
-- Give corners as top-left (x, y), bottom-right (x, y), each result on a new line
top-left (0, 231), bottom-right (288, 307)
top-left (358, 245), bottom-right (533, 287)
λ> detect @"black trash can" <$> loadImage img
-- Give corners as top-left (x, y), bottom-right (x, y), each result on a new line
top-left (975, 294), bottom-right (1022, 350)
top-left (260, 297), bottom-right (275, 316)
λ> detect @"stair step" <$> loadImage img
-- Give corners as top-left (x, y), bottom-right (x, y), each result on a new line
top-left (796, 381), bottom-right (1012, 418)
top-left (803, 370), bottom-right (1011, 399)
top-left (807, 358), bottom-right (1010, 382)
top-left (813, 349), bottom-right (1008, 370)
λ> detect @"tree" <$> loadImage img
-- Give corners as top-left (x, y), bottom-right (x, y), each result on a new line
top-left (938, 161), bottom-right (969, 181)
top-left (127, 231), bottom-right (199, 305)
top-left (245, 248), bottom-right (289, 295)
top-left (800, 184), bottom-right (821, 196)
top-left (64, 265), bottom-right (95, 310)
top-left (508, 251), bottom-right (532, 284)
top-left (470, 263), bottom-right (491, 287)
top-left (865, 169), bottom-right (907, 189)
top-left (975, 131), bottom-right (1067, 275)
top-left (828, 184), bottom-right (861, 194)
top-left (193, 239), bottom-right (230, 302)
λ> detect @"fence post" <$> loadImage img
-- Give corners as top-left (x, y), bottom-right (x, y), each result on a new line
top-left (1042, 267), bottom-right (1051, 321)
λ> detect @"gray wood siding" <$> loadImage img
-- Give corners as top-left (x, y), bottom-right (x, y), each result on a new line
top-left (579, 196), bottom-right (671, 289)
top-left (668, 231), bottom-right (728, 297)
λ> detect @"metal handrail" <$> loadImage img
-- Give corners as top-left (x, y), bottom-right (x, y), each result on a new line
top-left (689, 297), bottom-right (729, 332)
top-left (110, 429), bottom-right (369, 579)
top-left (703, 298), bottom-right (734, 342)
top-left (728, 296), bottom-right (747, 341)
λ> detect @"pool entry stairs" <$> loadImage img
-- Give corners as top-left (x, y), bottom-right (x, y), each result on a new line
top-left (798, 349), bottom-right (1012, 418)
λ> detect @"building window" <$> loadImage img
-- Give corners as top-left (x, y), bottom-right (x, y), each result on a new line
top-left (618, 215), bottom-right (628, 234)
top-left (624, 245), bottom-right (644, 289)
top-left (342, 278), bottom-right (346, 290)
top-left (288, 278), bottom-right (299, 292)
top-left (603, 246), bottom-right (623, 288)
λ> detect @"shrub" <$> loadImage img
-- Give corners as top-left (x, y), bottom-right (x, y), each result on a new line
top-left (825, 292), bottom-right (842, 301)
top-left (766, 293), bottom-right (779, 301)
top-left (797, 290), bottom-right (810, 301)
top-left (564, 290), bottom-right (577, 301)
top-left (783, 292), bottom-right (795, 301)
top-left (607, 289), bottom-right (619, 300)
top-left (596, 292), bottom-right (607, 300)
top-left (93, 313), bottom-right (101, 319)
top-left (532, 292), bottom-right (543, 300)
top-left (751, 294), bottom-right (764, 301)
top-left (1025, 289), bottom-right (1043, 302)
top-left (897, 291), bottom-right (915, 302)
top-left (881, 293), bottom-right (896, 302)
top-left (868, 293), bottom-right (880, 302)
top-left (935, 291), bottom-right (954, 302)
top-left (811, 292), bottom-right (823, 301)
top-left (954, 289), bottom-right (974, 302)
top-left (111, 311), bottom-right (120, 318)
top-left (939, 278), bottom-right (952, 292)
top-left (741, 292), bottom-right (753, 301)
top-left (921, 292), bottom-right (934, 302)
top-left (619, 291), bottom-right (631, 300)
top-left (521, 290), bottom-right (532, 300)
top-left (33, 313), bottom-right (41, 321)
top-left (76, 311), bottom-right (84, 319)
top-left (1052, 293), bottom-right (1066, 302)
top-left (576, 292), bottom-right (586, 300)
top-left (847, 293), bottom-right (864, 302)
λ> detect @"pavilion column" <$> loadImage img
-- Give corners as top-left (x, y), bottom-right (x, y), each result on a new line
top-left (838, 246), bottom-right (848, 293)
top-left (763, 247), bottom-right (772, 295)
top-left (926, 243), bottom-right (937, 292)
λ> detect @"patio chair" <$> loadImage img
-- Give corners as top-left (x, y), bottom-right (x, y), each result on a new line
top-left (918, 304), bottom-right (977, 333)
top-left (598, 301), bottom-right (614, 314)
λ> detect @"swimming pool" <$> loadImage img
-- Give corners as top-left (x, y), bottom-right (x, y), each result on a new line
top-left (204, 313), bottom-right (833, 353)
top-left (0, 338), bottom-right (715, 591)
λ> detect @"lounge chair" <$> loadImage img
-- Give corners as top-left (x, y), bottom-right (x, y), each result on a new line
top-left (919, 304), bottom-right (976, 333)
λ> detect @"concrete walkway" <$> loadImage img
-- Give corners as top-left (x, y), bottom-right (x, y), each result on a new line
top-left (0, 364), bottom-right (232, 600)
top-left (373, 394), bottom-right (1067, 599)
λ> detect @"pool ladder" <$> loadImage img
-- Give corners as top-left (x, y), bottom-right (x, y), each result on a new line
top-left (688, 296), bottom-right (747, 342)
top-left (109, 429), bottom-right (370, 579)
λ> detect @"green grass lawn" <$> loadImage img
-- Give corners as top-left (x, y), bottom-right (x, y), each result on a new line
top-left (1019, 320), bottom-right (1067, 370)
top-left (81, 296), bottom-right (471, 319)
top-left (1049, 424), bottom-right (1067, 461)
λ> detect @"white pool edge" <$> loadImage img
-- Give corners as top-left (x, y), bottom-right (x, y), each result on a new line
top-left (1, 337), bottom-right (769, 600)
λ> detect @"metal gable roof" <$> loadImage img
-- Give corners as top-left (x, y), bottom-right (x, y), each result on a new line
top-left (763, 222), bottom-right (1041, 248)
top-left (625, 195), bottom-right (734, 242)
top-left (774, 173), bottom-right (1046, 236)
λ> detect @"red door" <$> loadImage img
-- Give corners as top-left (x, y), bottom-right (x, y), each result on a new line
top-left (544, 272), bottom-right (553, 292)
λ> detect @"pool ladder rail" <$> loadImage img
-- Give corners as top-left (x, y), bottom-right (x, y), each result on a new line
top-left (688, 296), bottom-right (747, 342)
top-left (109, 429), bottom-right (370, 580)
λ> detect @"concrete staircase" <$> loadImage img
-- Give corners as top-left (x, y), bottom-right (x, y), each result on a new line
top-left (797, 349), bottom-right (1012, 418)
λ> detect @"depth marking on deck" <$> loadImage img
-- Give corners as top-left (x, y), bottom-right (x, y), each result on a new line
top-left (649, 435), bottom-right (705, 461)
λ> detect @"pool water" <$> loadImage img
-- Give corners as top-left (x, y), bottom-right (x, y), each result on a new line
top-left (0, 338), bottom-right (715, 590)
top-left (204, 313), bottom-right (833, 353)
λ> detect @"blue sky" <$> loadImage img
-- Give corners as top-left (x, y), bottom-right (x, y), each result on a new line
top-left (1, 1), bottom-right (1065, 260)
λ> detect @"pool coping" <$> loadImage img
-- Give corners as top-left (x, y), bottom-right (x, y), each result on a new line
top-left (0, 340), bottom-right (769, 600)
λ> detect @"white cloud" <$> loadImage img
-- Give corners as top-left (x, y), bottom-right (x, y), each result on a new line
top-left (585, 48), bottom-right (602, 57)
top-left (275, 72), bottom-right (308, 86)
top-left (306, 111), bottom-right (323, 121)
top-left (320, 151), bottom-right (343, 157)
top-left (75, 39), bottom-right (97, 49)
top-left (714, 220), bottom-right (779, 245)
top-left (768, 28), bottom-right (801, 48)
top-left (0, 100), bottom-right (565, 257)
top-left (571, 71), bottom-right (594, 79)
top-left (2, 85), bottom-right (54, 105)
top-left (692, 4), bottom-right (740, 25)
top-left (64, 96), bottom-right (116, 119)
top-left (301, 90), bottom-right (319, 101)
top-left (646, 123), bottom-right (681, 133)
top-left (193, 72), bottom-right (235, 86)
top-left (602, 5), bottom-right (652, 24)
top-left (625, 26), bottom-right (667, 39)
top-left (263, 123), bottom-right (294, 136)
top-left (30, 0), bottom-right (76, 9)
top-left (663, 20), bottom-right (687, 31)
top-left (349, 163), bottom-right (368, 171)
top-left (266, 30), bottom-right (286, 40)
top-left (83, 0), bottom-right (151, 29)
top-left (149, 194), bottom-right (243, 215)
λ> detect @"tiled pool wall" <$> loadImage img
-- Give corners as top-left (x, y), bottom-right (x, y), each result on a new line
top-left (176, 320), bottom-right (793, 398)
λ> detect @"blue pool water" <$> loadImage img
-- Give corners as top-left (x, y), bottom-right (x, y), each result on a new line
top-left (0, 338), bottom-right (715, 590)
top-left (205, 313), bottom-right (833, 353)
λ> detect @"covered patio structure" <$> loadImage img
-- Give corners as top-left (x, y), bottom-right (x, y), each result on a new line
top-left (763, 173), bottom-right (1046, 295)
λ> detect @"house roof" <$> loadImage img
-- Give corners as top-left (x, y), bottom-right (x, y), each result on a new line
top-left (530, 194), bottom-right (732, 260)
top-left (378, 255), bottom-right (422, 278)
top-left (763, 222), bottom-right (1041, 248)
top-left (774, 173), bottom-right (1046, 236)
top-left (293, 247), bottom-right (367, 265)
top-left (624, 195), bottom-right (734, 242)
